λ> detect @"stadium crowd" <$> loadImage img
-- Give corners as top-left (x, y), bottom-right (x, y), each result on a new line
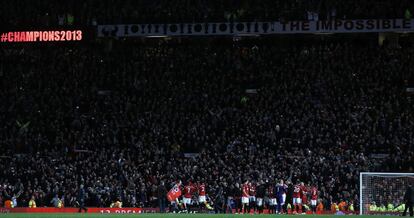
top-left (1, 0), bottom-right (413, 28)
top-left (0, 40), bottom-right (413, 211)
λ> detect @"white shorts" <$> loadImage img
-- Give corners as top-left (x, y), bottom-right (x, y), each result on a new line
top-left (270, 198), bottom-right (277, 206)
top-left (199, 196), bottom-right (206, 203)
top-left (249, 196), bottom-right (256, 202)
top-left (242, 197), bottom-right (249, 204)
top-left (311, 200), bottom-right (317, 206)
top-left (293, 198), bottom-right (302, 205)
top-left (183, 197), bottom-right (192, 205)
top-left (282, 194), bottom-right (286, 203)
top-left (256, 198), bottom-right (263, 206)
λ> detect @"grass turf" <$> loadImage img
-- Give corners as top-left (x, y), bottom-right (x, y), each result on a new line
top-left (0, 214), bottom-right (400, 218)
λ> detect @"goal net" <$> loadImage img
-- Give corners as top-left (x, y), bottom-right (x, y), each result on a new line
top-left (360, 172), bottom-right (414, 215)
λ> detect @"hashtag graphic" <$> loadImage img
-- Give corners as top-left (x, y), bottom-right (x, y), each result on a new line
top-left (0, 33), bottom-right (7, 42)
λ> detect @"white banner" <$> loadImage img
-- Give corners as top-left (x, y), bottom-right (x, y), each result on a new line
top-left (98, 19), bottom-right (414, 37)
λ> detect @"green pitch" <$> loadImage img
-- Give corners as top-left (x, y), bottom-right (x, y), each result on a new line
top-left (0, 214), bottom-right (399, 218)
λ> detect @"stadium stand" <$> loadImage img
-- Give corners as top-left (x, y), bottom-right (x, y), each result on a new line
top-left (1, 0), bottom-right (414, 28)
top-left (0, 39), bottom-right (413, 211)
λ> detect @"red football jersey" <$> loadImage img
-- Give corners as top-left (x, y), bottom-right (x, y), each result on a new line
top-left (311, 187), bottom-right (318, 200)
top-left (198, 183), bottom-right (206, 196)
top-left (242, 183), bottom-right (250, 197)
top-left (293, 184), bottom-right (302, 198)
top-left (267, 186), bottom-right (275, 198)
top-left (249, 183), bottom-right (257, 196)
top-left (301, 186), bottom-right (308, 203)
top-left (167, 183), bottom-right (182, 202)
top-left (301, 185), bottom-right (307, 196)
top-left (183, 183), bottom-right (195, 198)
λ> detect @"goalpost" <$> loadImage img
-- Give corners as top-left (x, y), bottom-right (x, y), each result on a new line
top-left (360, 172), bottom-right (414, 215)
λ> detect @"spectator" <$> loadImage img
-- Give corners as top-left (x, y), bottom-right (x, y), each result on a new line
top-left (50, 194), bottom-right (61, 208)
top-left (157, 181), bottom-right (167, 213)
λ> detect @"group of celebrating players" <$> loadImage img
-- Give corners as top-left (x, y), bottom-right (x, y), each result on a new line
top-left (167, 180), bottom-right (212, 213)
top-left (166, 179), bottom-right (318, 214)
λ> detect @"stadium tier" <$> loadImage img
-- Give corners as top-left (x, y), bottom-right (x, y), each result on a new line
top-left (0, 39), bottom-right (413, 214)
top-left (1, 0), bottom-right (414, 27)
top-left (1, 0), bottom-right (414, 216)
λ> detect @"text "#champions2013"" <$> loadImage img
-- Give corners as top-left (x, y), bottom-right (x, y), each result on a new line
top-left (0, 30), bottom-right (82, 43)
